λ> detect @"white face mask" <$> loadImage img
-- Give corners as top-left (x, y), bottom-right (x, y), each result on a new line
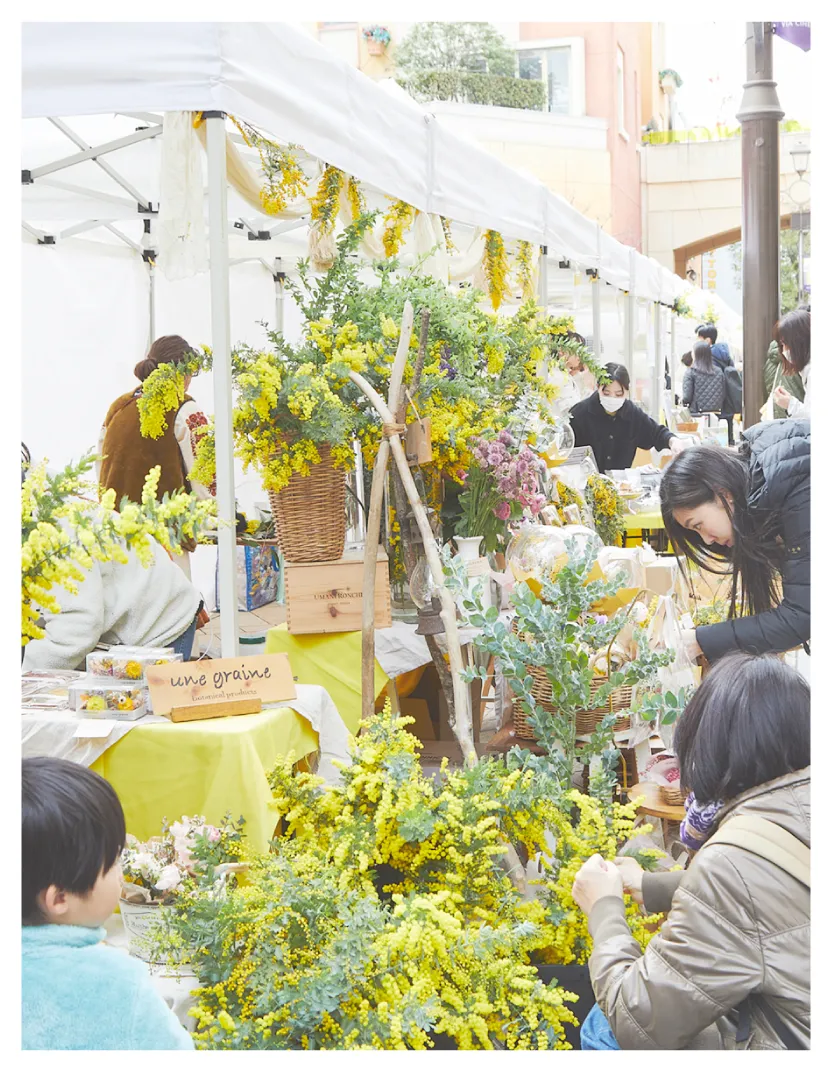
top-left (599, 392), bottom-right (625, 413)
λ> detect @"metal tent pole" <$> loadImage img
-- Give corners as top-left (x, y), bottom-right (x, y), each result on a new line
top-left (274, 257), bottom-right (285, 334)
top-left (205, 112), bottom-right (239, 657)
top-left (737, 22), bottom-right (784, 424)
top-left (653, 303), bottom-right (663, 420)
top-left (591, 274), bottom-right (602, 361)
top-left (538, 245), bottom-right (548, 311)
top-left (625, 251), bottom-right (636, 367)
top-left (670, 314), bottom-right (677, 396)
top-left (147, 260), bottom-right (156, 351)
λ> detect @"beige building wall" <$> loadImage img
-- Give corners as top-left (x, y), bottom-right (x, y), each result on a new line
top-left (643, 132), bottom-right (812, 273)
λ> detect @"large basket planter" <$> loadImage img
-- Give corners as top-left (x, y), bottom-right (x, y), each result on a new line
top-left (267, 445), bottom-right (346, 563)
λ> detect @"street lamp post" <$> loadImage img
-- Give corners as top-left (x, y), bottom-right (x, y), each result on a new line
top-left (788, 141), bottom-right (811, 305)
top-left (736, 23), bottom-right (784, 425)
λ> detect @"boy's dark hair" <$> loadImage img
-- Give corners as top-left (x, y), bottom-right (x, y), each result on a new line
top-left (696, 323), bottom-right (718, 345)
top-left (674, 653), bottom-right (810, 802)
top-left (603, 362), bottom-right (630, 391)
top-left (22, 758), bottom-right (126, 922)
top-left (681, 351), bottom-right (693, 368)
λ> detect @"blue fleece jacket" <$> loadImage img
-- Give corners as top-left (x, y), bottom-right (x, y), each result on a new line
top-left (22, 924), bottom-right (195, 1050)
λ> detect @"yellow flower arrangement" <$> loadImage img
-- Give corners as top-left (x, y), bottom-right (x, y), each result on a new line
top-left (231, 117), bottom-right (307, 216)
top-left (585, 474), bottom-right (626, 548)
top-left (346, 176), bottom-right (366, 221)
top-left (514, 240), bottom-right (537, 304)
top-left (123, 660), bottom-right (143, 681)
top-left (309, 164), bottom-right (345, 234)
top-left (157, 706), bottom-right (663, 1050)
top-left (483, 230), bottom-right (511, 311)
top-left (382, 199), bottom-right (416, 258)
top-left (440, 216), bottom-right (457, 254)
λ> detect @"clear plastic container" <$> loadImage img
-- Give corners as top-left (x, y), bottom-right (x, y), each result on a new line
top-left (86, 647), bottom-right (182, 682)
top-left (506, 523), bottom-right (600, 597)
top-left (69, 676), bottom-right (148, 720)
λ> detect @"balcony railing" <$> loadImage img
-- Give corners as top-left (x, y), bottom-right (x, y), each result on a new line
top-left (642, 119), bottom-right (809, 146)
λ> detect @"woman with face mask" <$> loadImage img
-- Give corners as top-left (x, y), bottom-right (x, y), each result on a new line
top-left (569, 363), bottom-right (688, 473)
top-left (659, 420), bottom-right (810, 662)
top-left (772, 309), bottom-right (810, 420)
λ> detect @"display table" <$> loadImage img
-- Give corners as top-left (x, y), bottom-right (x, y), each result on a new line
top-left (265, 626), bottom-right (389, 734)
top-left (623, 507), bottom-right (666, 550)
top-left (265, 621), bottom-right (488, 734)
top-left (23, 685), bottom-right (350, 853)
top-left (627, 781), bottom-right (686, 845)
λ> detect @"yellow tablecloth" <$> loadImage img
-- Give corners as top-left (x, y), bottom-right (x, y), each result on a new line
top-left (265, 625), bottom-right (388, 734)
top-left (623, 508), bottom-right (664, 533)
top-left (91, 705), bottom-right (318, 852)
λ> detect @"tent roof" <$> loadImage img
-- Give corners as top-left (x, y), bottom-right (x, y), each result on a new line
top-left (22, 21), bottom-right (721, 312)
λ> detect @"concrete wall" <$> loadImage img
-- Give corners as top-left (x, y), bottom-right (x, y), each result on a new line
top-left (642, 132), bottom-right (812, 271)
top-left (520, 22), bottom-right (657, 250)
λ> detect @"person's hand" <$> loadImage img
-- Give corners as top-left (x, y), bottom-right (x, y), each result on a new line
top-left (614, 857), bottom-right (645, 904)
top-left (572, 854), bottom-right (624, 915)
top-left (681, 628), bottom-right (703, 660)
top-left (669, 436), bottom-right (689, 457)
top-left (773, 386), bottom-right (792, 410)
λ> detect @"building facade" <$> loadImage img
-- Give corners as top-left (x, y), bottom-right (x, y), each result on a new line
top-left (310, 21), bottom-right (666, 252)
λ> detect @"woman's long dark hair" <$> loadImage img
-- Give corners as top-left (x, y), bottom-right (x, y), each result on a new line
top-left (660, 445), bottom-right (782, 619)
top-left (674, 653), bottom-right (809, 802)
top-left (692, 341), bottom-right (713, 373)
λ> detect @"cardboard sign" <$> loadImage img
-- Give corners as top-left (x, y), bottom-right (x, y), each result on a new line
top-left (405, 417), bottom-right (432, 466)
top-left (145, 653), bottom-right (296, 718)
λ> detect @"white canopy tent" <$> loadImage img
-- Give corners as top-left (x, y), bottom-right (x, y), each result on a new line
top-left (22, 22), bottom-right (739, 655)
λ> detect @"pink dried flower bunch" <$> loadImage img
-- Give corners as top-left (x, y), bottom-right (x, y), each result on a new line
top-left (470, 431), bottom-right (546, 519)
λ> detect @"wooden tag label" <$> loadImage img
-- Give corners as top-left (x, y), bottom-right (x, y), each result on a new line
top-left (145, 653), bottom-right (296, 717)
top-left (405, 417), bottom-right (432, 466)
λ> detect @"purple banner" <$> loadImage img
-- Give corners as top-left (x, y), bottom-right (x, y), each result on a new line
top-left (773, 22), bottom-right (811, 52)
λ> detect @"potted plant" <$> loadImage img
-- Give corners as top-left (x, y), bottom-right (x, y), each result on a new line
top-left (363, 25), bottom-right (391, 56)
top-left (120, 814), bottom-right (247, 961)
top-left (458, 535), bottom-right (689, 790)
top-left (658, 68), bottom-right (683, 93)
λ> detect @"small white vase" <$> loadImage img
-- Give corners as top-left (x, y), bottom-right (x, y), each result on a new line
top-left (455, 535), bottom-right (484, 563)
top-left (119, 899), bottom-right (162, 962)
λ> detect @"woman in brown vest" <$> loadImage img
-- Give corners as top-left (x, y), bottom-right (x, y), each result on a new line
top-left (97, 335), bottom-right (215, 578)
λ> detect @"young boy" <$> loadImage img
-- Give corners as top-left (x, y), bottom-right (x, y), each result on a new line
top-left (22, 757), bottom-right (194, 1050)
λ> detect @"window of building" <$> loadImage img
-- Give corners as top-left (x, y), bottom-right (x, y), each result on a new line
top-left (514, 37), bottom-right (586, 117)
top-left (616, 45), bottom-right (628, 139)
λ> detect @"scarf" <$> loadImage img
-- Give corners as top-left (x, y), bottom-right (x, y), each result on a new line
top-left (679, 793), bottom-right (724, 851)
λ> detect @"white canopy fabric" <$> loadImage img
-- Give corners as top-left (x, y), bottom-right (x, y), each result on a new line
top-left (23, 20), bottom-right (705, 307)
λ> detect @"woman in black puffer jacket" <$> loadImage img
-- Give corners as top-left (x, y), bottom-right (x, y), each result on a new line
top-left (659, 421), bottom-right (810, 662)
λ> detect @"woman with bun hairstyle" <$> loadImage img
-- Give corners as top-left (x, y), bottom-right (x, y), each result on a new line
top-left (97, 335), bottom-right (215, 574)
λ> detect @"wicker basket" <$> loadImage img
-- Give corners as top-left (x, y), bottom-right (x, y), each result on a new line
top-left (267, 445), bottom-right (346, 563)
top-left (660, 784), bottom-right (685, 806)
top-left (510, 626), bottom-right (634, 741)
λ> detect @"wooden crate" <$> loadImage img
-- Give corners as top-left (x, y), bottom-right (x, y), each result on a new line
top-left (284, 550), bottom-right (392, 634)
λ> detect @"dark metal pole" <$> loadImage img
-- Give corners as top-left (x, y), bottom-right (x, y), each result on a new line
top-left (736, 22), bottom-right (784, 426)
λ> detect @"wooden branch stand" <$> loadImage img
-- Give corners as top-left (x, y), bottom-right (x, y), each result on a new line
top-left (350, 301), bottom-right (477, 767)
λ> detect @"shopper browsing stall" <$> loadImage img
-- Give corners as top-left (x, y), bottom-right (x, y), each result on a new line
top-left (660, 420), bottom-right (810, 662)
top-left (22, 518), bottom-right (203, 671)
top-left (574, 653), bottom-right (810, 1050)
top-left (682, 342), bottom-right (726, 417)
top-left (569, 363), bottom-right (688, 473)
top-left (772, 308), bottom-right (811, 419)
top-left (97, 335), bottom-right (214, 576)
top-left (696, 324), bottom-right (737, 445)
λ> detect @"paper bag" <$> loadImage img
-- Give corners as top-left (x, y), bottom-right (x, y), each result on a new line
top-left (647, 595), bottom-right (698, 748)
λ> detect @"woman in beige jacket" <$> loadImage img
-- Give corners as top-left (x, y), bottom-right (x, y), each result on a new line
top-left (573, 653), bottom-right (810, 1050)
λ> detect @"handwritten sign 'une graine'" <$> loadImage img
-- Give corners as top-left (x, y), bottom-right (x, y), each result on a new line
top-left (145, 653), bottom-right (296, 718)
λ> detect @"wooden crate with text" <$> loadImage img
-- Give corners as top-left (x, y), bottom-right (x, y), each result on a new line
top-left (284, 549), bottom-right (392, 634)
